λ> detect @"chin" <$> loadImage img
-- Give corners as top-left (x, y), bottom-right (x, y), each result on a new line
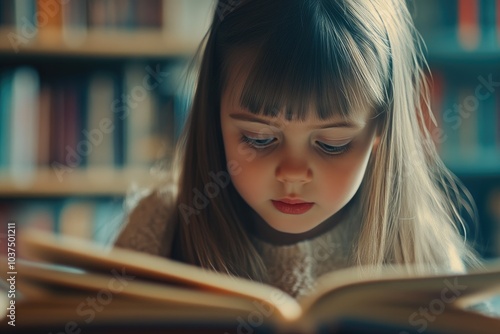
top-left (268, 221), bottom-right (318, 235)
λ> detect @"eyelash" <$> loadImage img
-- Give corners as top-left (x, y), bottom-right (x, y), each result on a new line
top-left (239, 135), bottom-right (352, 156)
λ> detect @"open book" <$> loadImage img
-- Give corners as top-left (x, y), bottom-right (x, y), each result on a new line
top-left (1, 230), bottom-right (500, 334)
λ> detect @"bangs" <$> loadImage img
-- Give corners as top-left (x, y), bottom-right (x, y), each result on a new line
top-left (219, 0), bottom-right (391, 122)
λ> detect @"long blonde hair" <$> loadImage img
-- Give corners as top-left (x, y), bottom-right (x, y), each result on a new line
top-left (160, 0), bottom-right (481, 282)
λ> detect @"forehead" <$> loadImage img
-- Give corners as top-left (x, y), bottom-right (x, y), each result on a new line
top-left (220, 57), bottom-right (372, 125)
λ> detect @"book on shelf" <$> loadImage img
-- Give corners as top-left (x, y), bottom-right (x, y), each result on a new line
top-left (457, 86), bottom-right (479, 159)
top-left (0, 60), bottom-right (186, 182)
top-left (413, 0), bottom-right (500, 54)
top-left (0, 0), bottom-right (214, 51)
top-left (480, 0), bottom-right (498, 48)
top-left (1, 230), bottom-right (500, 334)
top-left (428, 69), bottom-right (500, 173)
top-left (488, 188), bottom-right (500, 257)
top-left (458, 0), bottom-right (480, 50)
top-left (9, 67), bottom-right (39, 185)
top-left (498, 0), bottom-right (500, 43)
top-left (497, 86), bottom-right (500, 150)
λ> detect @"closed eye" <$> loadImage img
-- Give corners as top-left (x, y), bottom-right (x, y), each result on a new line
top-left (316, 141), bottom-right (351, 155)
top-left (240, 135), bottom-right (276, 148)
top-left (239, 135), bottom-right (352, 156)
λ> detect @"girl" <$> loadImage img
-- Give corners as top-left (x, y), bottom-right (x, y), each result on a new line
top-left (114, 0), bottom-right (482, 299)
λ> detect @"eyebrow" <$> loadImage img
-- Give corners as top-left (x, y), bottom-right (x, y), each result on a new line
top-left (228, 113), bottom-right (363, 129)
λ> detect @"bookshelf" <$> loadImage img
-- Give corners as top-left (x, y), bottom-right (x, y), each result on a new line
top-left (0, 167), bottom-right (162, 197)
top-left (412, 0), bottom-right (500, 258)
top-left (0, 0), bottom-right (215, 244)
top-left (0, 27), bottom-right (199, 57)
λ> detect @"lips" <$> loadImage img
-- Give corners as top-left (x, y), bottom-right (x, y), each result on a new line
top-left (271, 199), bottom-right (314, 215)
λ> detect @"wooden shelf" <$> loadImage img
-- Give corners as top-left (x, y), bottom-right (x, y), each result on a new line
top-left (0, 167), bottom-right (161, 197)
top-left (0, 27), bottom-right (201, 57)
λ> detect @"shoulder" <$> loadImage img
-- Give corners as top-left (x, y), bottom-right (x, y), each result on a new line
top-left (113, 188), bottom-right (176, 257)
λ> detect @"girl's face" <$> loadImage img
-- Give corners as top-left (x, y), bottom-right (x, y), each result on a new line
top-left (220, 74), bottom-right (380, 236)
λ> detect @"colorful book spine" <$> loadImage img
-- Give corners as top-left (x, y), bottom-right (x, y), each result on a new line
top-left (458, 0), bottom-right (480, 49)
top-left (36, 0), bottom-right (63, 43)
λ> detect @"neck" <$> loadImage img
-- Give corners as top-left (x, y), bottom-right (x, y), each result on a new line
top-left (249, 201), bottom-right (353, 246)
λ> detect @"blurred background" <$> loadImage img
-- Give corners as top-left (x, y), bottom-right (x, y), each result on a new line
top-left (0, 0), bottom-right (498, 260)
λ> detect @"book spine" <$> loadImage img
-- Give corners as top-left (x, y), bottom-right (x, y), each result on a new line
top-left (10, 67), bottom-right (39, 184)
top-left (479, 79), bottom-right (497, 161)
top-left (55, 83), bottom-right (66, 168)
top-left (440, 0), bottom-right (458, 43)
top-left (113, 71), bottom-right (125, 168)
top-left (37, 85), bottom-right (52, 167)
top-left (86, 73), bottom-right (116, 168)
top-left (156, 93), bottom-right (175, 159)
top-left (14, 0), bottom-right (38, 36)
top-left (440, 76), bottom-right (460, 165)
top-left (0, 71), bottom-right (13, 170)
top-left (61, 0), bottom-right (87, 46)
top-left (88, 0), bottom-right (106, 29)
top-left (496, 86), bottom-right (500, 163)
top-left (0, 0), bottom-right (16, 26)
top-left (78, 77), bottom-right (89, 168)
top-left (487, 188), bottom-right (500, 256)
top-left (49, 85), bottom-right (61, 168)
top-left (63, 83), bottom-right (82, 170)
top-left (458, 0), bottom-right (480, 49)
top-left (124, 63), bottom-right (157, 168)
top-left (498, 0), bottom-right (500, 43)
top-left (457, 86), bottom-right (477, 160)
top-left (36, 0), bottom-right (63, 42)
top-left (480, 0), bottom-right (497, 48)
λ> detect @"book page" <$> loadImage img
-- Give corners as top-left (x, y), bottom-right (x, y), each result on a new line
top-left (300, 262), bottom-right (500, 318)
top-left (19, 229), bottom-right (302, 321)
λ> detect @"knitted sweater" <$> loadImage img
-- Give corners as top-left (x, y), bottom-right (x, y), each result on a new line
top-left (113, 190), bottom-right (359, 299)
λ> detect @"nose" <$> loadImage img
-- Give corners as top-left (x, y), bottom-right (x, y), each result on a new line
top-left (275, 157), bottom-right (313, 184)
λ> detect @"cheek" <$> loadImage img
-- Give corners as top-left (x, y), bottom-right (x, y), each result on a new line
top-left (320, 142), bottom-right (373, 203)
top-left (230, 166), bottom-right (264, 202)
top-left (224, 136), bottom-right (267, 201)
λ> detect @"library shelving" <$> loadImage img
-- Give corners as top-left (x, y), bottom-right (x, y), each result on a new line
top-left (412, 0), bottom-right (500, 258)
top-left (0, 0), bottom-right (215, 245)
